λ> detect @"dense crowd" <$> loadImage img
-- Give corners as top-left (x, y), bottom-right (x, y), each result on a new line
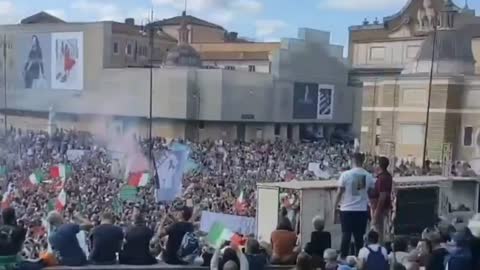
top-left (0, 128), bottom-right (478, 270)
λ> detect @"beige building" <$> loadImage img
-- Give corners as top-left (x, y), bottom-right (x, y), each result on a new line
top-left (351, 0), bottom-right (480, 163)
top-left (0, 13), bottom-right (354, 142)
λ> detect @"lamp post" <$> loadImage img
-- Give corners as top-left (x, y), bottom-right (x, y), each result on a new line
top-left (2, 34), bottom-right (7, 133)
top-left (422, 25), bottom-right (438, 170)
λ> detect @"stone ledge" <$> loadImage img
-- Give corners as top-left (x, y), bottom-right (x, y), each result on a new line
top-left (45, 265), bottom-right (293, 270)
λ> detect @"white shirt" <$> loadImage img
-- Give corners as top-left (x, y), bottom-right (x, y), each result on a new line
top-left (358, 244), bottom-right (388, 261)
top-left (338, 167), bottom-right (375, 211)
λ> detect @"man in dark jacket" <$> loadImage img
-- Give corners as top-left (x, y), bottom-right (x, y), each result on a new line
top-left (245, 238), bottom-right (267, 270)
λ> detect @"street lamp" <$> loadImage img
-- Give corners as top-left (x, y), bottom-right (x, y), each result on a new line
top-left (2, 34), bottom-right (8, 133)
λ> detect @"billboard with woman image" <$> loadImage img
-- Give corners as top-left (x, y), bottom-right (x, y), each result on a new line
top-left (15, 34), bottom-right (51, 89)
top-left (51, 32), bottom-right (83, 90)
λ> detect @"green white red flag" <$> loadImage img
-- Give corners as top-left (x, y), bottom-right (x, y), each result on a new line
top-left (50, 164), bottom-right (72, 181)
top-left (56, 189), bottom-right (67, 212)
top-left (127, 172), bottom-right (150, 187)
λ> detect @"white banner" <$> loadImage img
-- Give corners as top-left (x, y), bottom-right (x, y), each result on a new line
top-left (200, 211), bottom-right (256, 236)
top-left (66, 149), bottom-right (86, 161)
top-left (308, 162), bottom-right (331, 179)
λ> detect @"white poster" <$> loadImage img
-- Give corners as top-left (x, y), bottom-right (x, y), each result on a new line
top-left (66, 149), bottom-right (86, 161)
top-left (317, 85), bottom-right (334, 119)
top-left (51, 32), bottom-right (84, 90)
top-left (200, 211), bottom-right (256, 236)
top-left (308, 162), bottom-right (331, 179)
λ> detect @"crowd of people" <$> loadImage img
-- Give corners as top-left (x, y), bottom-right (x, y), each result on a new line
top-left (0, 128), bottom-right (478, 270)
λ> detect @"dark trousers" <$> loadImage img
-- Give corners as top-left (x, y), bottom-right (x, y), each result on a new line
top-left (340, 211), bottom-right (368, 258)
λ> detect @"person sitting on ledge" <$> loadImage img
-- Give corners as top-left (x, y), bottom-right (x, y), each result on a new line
top-left (270, 217), bottom-right (298, 265)
top-left (47, 210), bottom-right (92, 267)
top-left (304, 215), bottom-right (331, 268)
top-left (119, 212), bottom-right (157, 265)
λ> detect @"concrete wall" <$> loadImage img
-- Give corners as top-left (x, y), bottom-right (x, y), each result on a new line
top-left (351, 40), bottom-right (424, 69)
top-left (203, 60), bottom-right (270, 73)
top-left (162, 25), bottom-right (225, 43)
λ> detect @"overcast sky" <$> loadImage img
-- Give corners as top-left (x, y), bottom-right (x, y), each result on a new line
top-left (1, 0), bottom-right (478, 49)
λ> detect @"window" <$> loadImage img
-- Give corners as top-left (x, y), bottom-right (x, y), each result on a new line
top-left (198, 121), bottom-right (205, 130)
top-left (402, 89), bottom-right (427, 106)
top-left (375, 135), bottom-right (380, 146)
top-left (126, 43), bottom-right (132, 56)
top-left (113, 42), bottom-right (119, 54)
top-left (397, 124), bottom-right (424, 145)
top-left (376, 118), bottom-right (381, 126)
top-left (369, 47), bottom-right (385, 60)
top-left (406, 45), bottom-right (420, 59)
top-left (248, 65), bottom-right (256, 72)
top-left (225, 66), bottom-right (236, 70)
top-left (274, 124), bottom-right (281, 136)
top-left (464, 126), bottom-right (473, 146)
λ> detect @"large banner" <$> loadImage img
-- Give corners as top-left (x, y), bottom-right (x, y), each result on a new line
top-left (51, 32), bottom-right (83, 90)
top-left (15, 34), bottom-right (51, 89)
top-left (200, 211), bottom-right (256, 236)
top-left (154, 149), bottom-right (188, 202)
top-left (317, 85), bottom-right (334, 119)
top-left (293, 82), bottom-right (334, 120)
top-left (293, 82), bottom-right (318, 119)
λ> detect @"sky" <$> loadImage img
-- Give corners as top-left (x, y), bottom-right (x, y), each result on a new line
top-left (0, 0), bottom-right (478, 49)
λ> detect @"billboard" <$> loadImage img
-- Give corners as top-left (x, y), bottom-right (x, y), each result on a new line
top-left (51, 32), bottom-right (84, 90)
top-left (293, 82), bottom-right (334, 120)
top-left (293, 82), bottom-right (318, 119)
top-left (15, 34), bottom-right (51, 89)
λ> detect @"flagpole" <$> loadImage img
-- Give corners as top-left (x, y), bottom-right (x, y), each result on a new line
top-left (422, 25), bottom-right (437, 170)
top-left (147, 9), bottom-right (161, 201)
top-left (3, 34), bottom-right (7, 133)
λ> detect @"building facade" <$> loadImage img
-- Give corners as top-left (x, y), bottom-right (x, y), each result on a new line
top-left (0, 13), bottom-right (354, 142)
top-left (350, 0), bottom-right (480, 163)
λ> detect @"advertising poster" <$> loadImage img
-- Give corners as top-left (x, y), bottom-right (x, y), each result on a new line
top-left (317, 85), bottom-right (334, 119)
top-left (15, 33), bottom-right (51, 89)
top-left (293, 82), bottom-right (319, 119)
top-left (51, 32), bottom-right (83, 90)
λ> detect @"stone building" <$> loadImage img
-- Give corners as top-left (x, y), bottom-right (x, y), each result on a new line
top-left (0, 12), bottom-right (354, 142)
top-left (350, 0), bottom-right (480, 163)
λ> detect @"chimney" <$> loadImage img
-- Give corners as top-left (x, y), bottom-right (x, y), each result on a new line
top-left (125, 18), bottom-right (135, 26)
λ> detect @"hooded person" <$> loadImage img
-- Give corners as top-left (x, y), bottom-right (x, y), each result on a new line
top-left (468, 214), bottom-right (480, 270)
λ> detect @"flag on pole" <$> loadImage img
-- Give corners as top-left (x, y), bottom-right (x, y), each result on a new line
top-left (235, 190), bottom-right (248, 214)
top-left (127, 172), bottom-right (150, 187)
top-left (29, 171), bottom-right (44, 185)
top-left (1, 183), bottom-right (14, 209)
top-left (56, 189), bottom-right (67, 212)
top-left (206, 222), bottom-right (235, 248)
top-left (50, 164), bottom-right (72, 181)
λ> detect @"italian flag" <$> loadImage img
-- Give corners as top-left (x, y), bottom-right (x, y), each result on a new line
top-left (50, 164), bottom-right (72, 181)
top-left (128, 172), bottom-right (150, 187)
top-left (56, 189), bottom-right (67, 212)
top-left (206, 222), bottom-right (235, 248)
top-left (235, 190), bottom-right (248, 213)
top-left (29, 171), bottom-right (44, 185)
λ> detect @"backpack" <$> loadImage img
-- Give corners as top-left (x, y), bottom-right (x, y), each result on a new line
top-left (365, 246), bottom-right (389, 270)
top-left (177, 232), bottom-right (200, 259)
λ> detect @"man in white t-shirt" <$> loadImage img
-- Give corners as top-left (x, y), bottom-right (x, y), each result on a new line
top-left (334, 153), bottom-right (375, 258)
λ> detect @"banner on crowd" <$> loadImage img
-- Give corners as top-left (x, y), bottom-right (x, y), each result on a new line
top-left (170, 143), bottom-right (201, 174)
top-left (66, 150), bottom-right (87, 161)
top-left (154, 149), bottom-right (188, 202)
top-left (200, 211), bottom-right (256, 236)
top-left (308, 163), bottom-right (331, 179)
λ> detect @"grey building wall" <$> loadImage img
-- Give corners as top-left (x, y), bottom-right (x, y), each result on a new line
top-left (269, 28), bottom-right (354, 124)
